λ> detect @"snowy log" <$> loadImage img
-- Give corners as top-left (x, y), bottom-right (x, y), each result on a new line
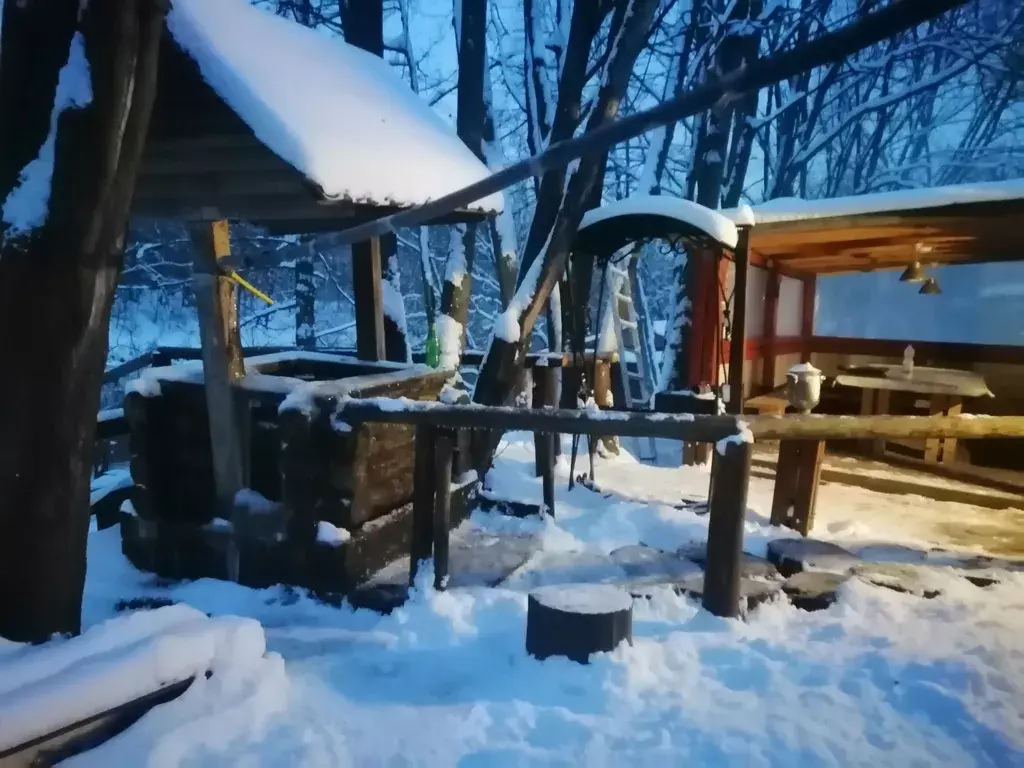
top-left (526, 585), bottom-right (633, 664)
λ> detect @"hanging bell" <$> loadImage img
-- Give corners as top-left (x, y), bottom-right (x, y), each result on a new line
top-left (899, 261), bottom-right (926, 283)
top-left (919, 277), bottom-right (942, 295)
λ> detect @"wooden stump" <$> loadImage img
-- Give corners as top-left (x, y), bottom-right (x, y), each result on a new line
top-left (769, 439), bottom-right (825, 535)
top-left (526, 585), bottom-right (633, 664)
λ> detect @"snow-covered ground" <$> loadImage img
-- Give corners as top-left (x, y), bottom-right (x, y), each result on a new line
top-left (7, 434), bottom-right (1024, 765)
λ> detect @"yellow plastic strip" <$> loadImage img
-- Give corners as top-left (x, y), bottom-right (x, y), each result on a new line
top-left (227, 270), bottom-right (274, 305)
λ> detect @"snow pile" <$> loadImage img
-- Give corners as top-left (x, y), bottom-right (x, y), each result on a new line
top-left (2, 33), bottom-right (92, 238)
top-left (316, 521), bottom-right (351, 547)
top-left (0, 605), bottom-right (276, 754)
top-left (70, 434), bottom-right (1024, 765)
top-left (580, 195), bottom-right (740, 249)
top-left (166, 0), bottom-right (503, 213)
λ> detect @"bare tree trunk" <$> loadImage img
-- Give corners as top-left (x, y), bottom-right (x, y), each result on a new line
top-left (0, 0), bottom-right (167, 642)
top-left (439, 0), bottom-right (487, 368)
top-left (519, 2), bottom-right (611, 278)
top-left (342, 0), bottom-right (408, 362)
top-left (474, 0), bottom-right (660, 419)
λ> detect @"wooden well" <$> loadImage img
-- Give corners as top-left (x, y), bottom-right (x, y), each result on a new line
top-left (120, 353), bottom-right (464, 593)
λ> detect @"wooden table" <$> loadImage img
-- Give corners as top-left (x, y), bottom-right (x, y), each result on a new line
top-left (834, 364), bottom-right (994, 464)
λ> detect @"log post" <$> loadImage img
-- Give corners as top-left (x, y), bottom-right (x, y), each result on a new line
top-left (432, 429), bottom-right (455, 590)
top-left (526, 585), bottom-right (633, 664)
top-left (532, 363), bottom-right (559, 476)
top-left (727, 228), bottom-right (750, 414)
top-left (703, 437), bottom-right (752, 618)
top-left (409, 424), bottom-right (437, 585)
top-left (352, 237), bottom-right (386, 361)
top-left (769, 439), bottom-right (825, 536)
top-left (190, 220), bottom-right (245, 581)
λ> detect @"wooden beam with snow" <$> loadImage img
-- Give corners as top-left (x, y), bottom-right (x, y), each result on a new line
top-left (352, 238), bottom-right (386, 362)
top-left (189, 220), bottom-right (246, 580)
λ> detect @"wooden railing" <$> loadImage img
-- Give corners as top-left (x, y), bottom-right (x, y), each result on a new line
top-left (331, 401), bottom-right (1024, 618)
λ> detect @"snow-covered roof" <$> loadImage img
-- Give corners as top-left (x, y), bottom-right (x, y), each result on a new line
top-left (579, 195), bottom-right (739, 249)
top-left (165, 0), bottom-right (503, 214)
top-left (721, 179), bottom-right (1024, 226)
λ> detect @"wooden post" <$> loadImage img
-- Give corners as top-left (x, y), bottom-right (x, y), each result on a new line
top-left (409, 424), bottom-right (437, 585)
top-left (433, 429), bottom-right (455, 590)
top-left (761, 269), bottom-right (780, 390)
top-left (703, 438), bottom-right (751, 618)
top-left (769, 439), bottom-right (825, 536)
top-left (728, 228), bottom-right (750, 414)
top-left (533, 364), bottom-right (559, 476)
top-left (941, 398), bottom-right (963, 465)
top-left (801, 275), bottom-right (816, 362)
top-left (190, 220), bottom-right (246, 582)
top-left (295, 237), bottom-right (316, 350)
top-left (352, 237), bottom-right (386, 361)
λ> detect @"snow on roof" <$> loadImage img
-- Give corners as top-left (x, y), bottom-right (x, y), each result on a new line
top-left (722, 179), bottom-right (1024, 226)
top-left (579, 195), bottom-right (739, 249)
top-left (166, 0), bottom-right (503, 214)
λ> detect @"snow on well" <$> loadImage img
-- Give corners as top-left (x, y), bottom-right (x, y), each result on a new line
top-left (166, 0), bottom-right (503, 214)
top-left (721, 178), bottom-right (1024, 225)
top-left (1, 32), bottom-right (92, 238)
top-left (579, 195), bottom-right (740, 249)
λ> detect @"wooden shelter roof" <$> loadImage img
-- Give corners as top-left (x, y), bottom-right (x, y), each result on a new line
top-left (723, 181), bottom-right (1024, 276)
top-left (576, 182), bottom-right (1024, 277)
top-left (131, 0), bottom-right (502, 236)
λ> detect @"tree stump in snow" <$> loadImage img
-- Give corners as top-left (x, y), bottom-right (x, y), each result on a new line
top-left (526, 585), bottom-right (633, 664)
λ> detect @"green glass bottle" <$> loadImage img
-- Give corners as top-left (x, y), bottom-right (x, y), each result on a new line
top-left (424, 323), bottom-right (440, 368)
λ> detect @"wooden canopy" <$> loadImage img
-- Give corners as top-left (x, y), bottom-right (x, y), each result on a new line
top-left (740, 195), bottom-right (1024, 277)
top-left (132, 28), bottom-right (496, 236)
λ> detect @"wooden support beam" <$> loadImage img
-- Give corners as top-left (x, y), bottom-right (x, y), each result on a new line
top-left (800, 275), bottom-right (816, 362)
top-left (703, 438), bottom-right (752, 618)
top-left (352, 237), bottom-right (386, 361)
top-left (761, 269), bottom-right (780, 390)
top-left (190, 220), bottom-right (246, 582)
top-left (433, 430), bottom-right (455, 590)
top-left (333, 400), bottom-right (743, 442)
top-left (409, 424), bottom-right (437, 586)
top-left (728, 228), bottom-right (750, 414)
top-left (745, 414), bottom-right (1024, 441)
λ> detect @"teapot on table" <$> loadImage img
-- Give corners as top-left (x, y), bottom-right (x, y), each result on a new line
top-left (786, 362), bottom-right (823, 414)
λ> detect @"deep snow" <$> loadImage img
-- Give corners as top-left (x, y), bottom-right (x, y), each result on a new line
top-left (10, 434), bottom-right (1024, 766)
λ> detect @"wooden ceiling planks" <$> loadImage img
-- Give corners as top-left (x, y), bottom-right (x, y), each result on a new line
top-left (745, 200), bottom-right (1024, 276)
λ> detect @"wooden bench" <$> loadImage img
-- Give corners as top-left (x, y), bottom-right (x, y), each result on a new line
top-left (743, 387), bottom-right (789, 416)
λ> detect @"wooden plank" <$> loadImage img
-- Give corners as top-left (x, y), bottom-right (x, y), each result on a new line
top-left (0, 676), bottom-right (197, 767)
top-left (761, 269), bottom-right (780, 389)
top-left (834, 372), bottom-right (991, 397)
top-left (923, 394), bottom-right (946, 462)
top-left (333, 400), bottom-right (743, 442)
top-left (873, 389), bottom-right (891, 457)
top-left (942, 399), bottom-right (963, 465)
top-left (703, 439), bottom-right (752, 618)
top-left (727, 228), bottom-right (750, 414)
top-left (189, 221), bottom-right (245, 581)
top-left (432, 430), bottom-right (455, 590)
top-left (769, 440), bottom-right (825, 536)
top-left (409, 425), bottom-right (436, 585)
top-left (746, 414), bottom-right (1024, 441)
top-left (352, 237), bottom-right (386, 361)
